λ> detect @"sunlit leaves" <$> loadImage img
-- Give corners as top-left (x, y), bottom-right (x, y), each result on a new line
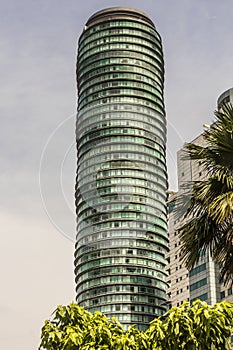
top-left (39, 301), bottom-right (233, 350)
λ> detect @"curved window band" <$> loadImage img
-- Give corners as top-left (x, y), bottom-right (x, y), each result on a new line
top-left (79, 20), bottom-right (162, 45)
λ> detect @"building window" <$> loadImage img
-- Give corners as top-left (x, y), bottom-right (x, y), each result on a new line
top-left (189, 263), bottom-right (207, 277)
top-left (190, 278), bottom-right (207, 292)
top-left (190, 292), bottom-right (208, 304)
top-left (220, 291), bottom-right (225, 299)
top-left (228, 288), bottom-right (232, 296)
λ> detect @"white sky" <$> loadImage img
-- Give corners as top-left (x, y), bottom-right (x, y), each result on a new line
top-left (0, 0), bottom-right (232, 349)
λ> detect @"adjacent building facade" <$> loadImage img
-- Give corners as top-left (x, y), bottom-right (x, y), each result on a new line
top-left (166, 87), bottom-right (233, 307)
top-left (74, 7), bottom-right (168, 329)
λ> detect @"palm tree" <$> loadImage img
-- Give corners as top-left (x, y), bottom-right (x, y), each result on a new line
top-left (177, 103), bottom-right (233, 284)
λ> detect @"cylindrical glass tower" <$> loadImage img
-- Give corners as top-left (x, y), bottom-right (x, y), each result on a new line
top-left (217, 87), bottom-right (233, 108)
top-left (75, 7), bottom-right (168, 330)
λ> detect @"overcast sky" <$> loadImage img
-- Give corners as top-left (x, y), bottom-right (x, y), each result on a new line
top-left (0, 0), bottom-right (232, 349)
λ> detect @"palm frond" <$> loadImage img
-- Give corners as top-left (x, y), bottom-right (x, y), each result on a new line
top-left (178, 214), bottom-right (220, 270)
top-left (176, 102), bottom-right (233, 283)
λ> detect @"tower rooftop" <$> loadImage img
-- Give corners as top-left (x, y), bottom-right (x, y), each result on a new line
top-left (86, 7), bottom-right (155, 29)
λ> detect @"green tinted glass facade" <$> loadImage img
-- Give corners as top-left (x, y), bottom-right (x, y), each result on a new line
top-left (75, 7), bottom-right (168, 330)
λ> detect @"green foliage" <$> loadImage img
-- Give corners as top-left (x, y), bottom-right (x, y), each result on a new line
top-left (177, 103), bottom-right (233, 283)
top-left (147, 300), bottom-right (233, 349)
top-left (39, 301), bottom-right (233, 350)
top-left (39, 303), bottom-right (125, 350)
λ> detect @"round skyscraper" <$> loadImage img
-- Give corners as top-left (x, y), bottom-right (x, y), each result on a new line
top-left (75, 7), bottom-right (168, 330)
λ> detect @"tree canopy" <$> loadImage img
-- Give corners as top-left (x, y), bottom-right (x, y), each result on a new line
top-left (39, 301), bottom-right (233, 350)
top-left (177, 103), bottom-right (233, 283)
